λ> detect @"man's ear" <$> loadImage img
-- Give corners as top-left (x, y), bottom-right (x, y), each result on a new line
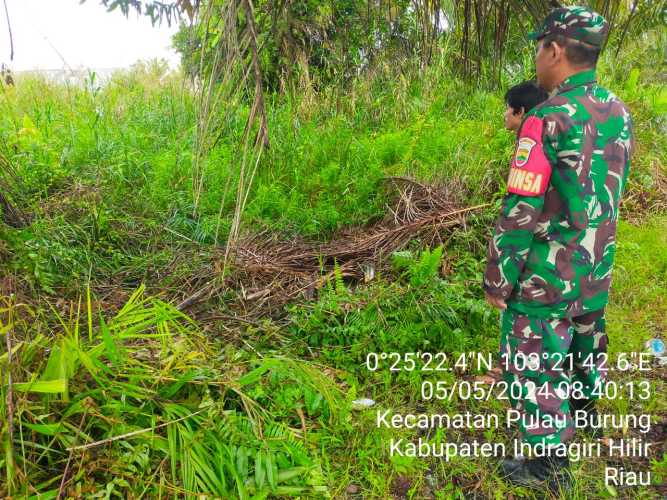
top-left (550, 41), bottom-right (565, 64)
top-left (517, 106), bottom-right (525, 118)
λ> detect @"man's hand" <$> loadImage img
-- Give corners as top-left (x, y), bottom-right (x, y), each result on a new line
top-left (485, 292), bottom-right (507, 310)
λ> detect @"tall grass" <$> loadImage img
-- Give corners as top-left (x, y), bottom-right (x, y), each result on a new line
top-left (0, 286), bottom-right (342, 497)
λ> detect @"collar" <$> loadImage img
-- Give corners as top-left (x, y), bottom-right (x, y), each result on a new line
top-left (553, 68), bottom-right (597, 95)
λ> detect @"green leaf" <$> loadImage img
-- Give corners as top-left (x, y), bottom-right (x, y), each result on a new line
top-left (86, 285), bottom-right (93, 342)
top-left (41, 340), bottom-right (76, 381)
top-left (236, 446), bottom-right (249, 479)
top-left (254, 450), bottom-right (265, 490)
top-left (0, 322), bottom-right (13, 336)
top-left (605, 483), bottom-right (618, 497)
top-left (304, 386), bottom-right (323, 415)
top-left (265, 451), bottom-right (276, 491)
top-left (99, 313), bottom-right (118, 365)
top-left (239, 364), bottom-right (271, 386)
top-left (13, 379), bottom-right (67, 394)
top-left (0, 341), bottom-right (23, 369)
top-left (276, 466), bottom-right (308, 483)
top-left (23, 423), bottom-right (63, 436)
top-left (40, 340), bottom-right (77, 402)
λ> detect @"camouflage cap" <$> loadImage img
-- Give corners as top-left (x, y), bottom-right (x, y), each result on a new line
top-left (528, 6), bottom-right (609, 47)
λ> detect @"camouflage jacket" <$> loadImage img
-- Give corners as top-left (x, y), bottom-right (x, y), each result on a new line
top-left (483, 69), bottom-right (634, 319)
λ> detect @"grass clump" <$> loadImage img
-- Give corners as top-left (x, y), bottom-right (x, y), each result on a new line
top-left (1, 287), bottom-right (343, 498)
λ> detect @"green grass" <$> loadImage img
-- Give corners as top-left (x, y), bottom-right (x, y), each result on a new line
top-left (5, 216), bottom-right (663, 498)
top-left (1, 31), bottom-right (666, 499)
top-left (280, 216), bottom-right (667, 500)
top-left (607, 216), bottom-right (667, 352)
top-left (0, 287), bottom-right (344, 498)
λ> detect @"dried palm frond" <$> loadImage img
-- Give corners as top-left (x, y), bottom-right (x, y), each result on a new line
top-left (178, 179), bottom-right (487, 315)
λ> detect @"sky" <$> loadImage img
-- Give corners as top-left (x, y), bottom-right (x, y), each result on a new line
top-left (0, 0), bottom-right (180, 72)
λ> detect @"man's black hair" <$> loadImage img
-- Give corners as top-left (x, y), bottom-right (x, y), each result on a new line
top-left (542, 33), bottom-right (601, 67)
top-left (504, 80), bottom-right (549, 115)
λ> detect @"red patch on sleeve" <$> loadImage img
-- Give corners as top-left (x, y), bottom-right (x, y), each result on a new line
top-left (507, 116), bottom-right (552, 196)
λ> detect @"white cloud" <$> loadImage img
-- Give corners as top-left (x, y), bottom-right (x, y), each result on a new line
top-left (0, 0), bottom-right (180, 72)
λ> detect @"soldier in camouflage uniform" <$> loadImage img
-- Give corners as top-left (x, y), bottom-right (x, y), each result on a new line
top-left (482, 6), bottom-right (634, 491)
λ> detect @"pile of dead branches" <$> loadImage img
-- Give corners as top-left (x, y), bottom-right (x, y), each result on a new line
top-left (180, 178), bottom-right (488, 316)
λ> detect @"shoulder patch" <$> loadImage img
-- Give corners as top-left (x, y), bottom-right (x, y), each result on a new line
top-left (515, 137), bottom-right (536, 167)
top-left (507, 116), bottom-right (552, 196)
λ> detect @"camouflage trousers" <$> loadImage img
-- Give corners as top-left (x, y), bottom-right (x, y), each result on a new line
top-left (499, 307), bottom-right (608, 446)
